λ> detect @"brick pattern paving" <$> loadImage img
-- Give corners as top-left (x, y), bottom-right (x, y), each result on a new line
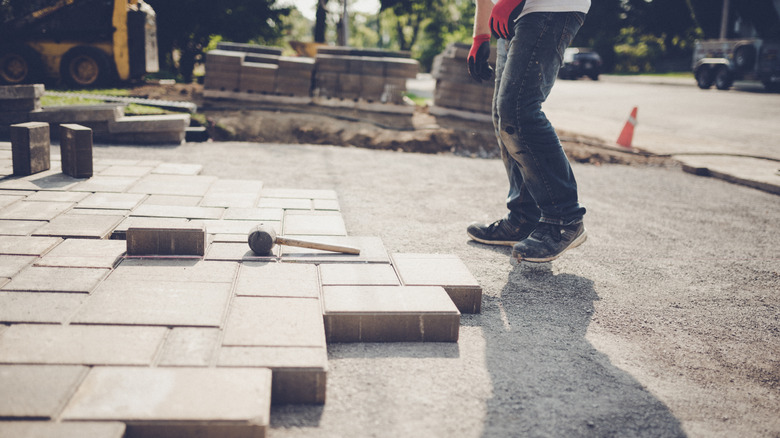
top-left (0, 142), bottom-right (482, 436)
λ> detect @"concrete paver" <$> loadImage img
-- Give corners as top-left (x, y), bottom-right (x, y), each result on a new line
top-left (0, 365), bottom-right (87, 419)
top-left (235, 262), bottom-right (319, 298)
top-left (0, 255), bottom-right (35, 277)
top-left (31, 213), bottom-right (124, 239)
top-left (0, 235), bottom-right (61, 256)
top-left (0, 324), bottom-right (167, 365)
top-left (0, 200), bottom-right (72, 220)
top-left (158, 328), bottom-right (222, 367)
top-left (77, 192), bottom-right (146, 210)
top-left (128, 174), bottom-right (217, 196)
top-left (110, 259), bottom-right (238, 283)
top-left (126, 222), bottom-right (207, 256)
top-left (70, 175), bottom-right (140, 193)
top-left (200, 179), bottom-right (264, 208)
top-left (35, 238), bottom-right (126, 269)
top-left (223, 297), bottom-right (326, 347)
top-left (24, 190), bottom-right (88, 202)
top-left (0, 292), bottom-right (86, 323)
top-left (0, 219), bottom-right (46, 236)
top-left (61, 367), bottom-right (271, 437)
top-left (206, 241), bottom-right (279, 260)
top-left (320, 263), bottom-right (400, 286)
top-left (257, 197), bottom-right (312, 209)
top-left (0, 168), bottom-right (81, 191)
top-left (393, 253), bottom-right (483, 314)
top-left (223, 207), bottom-right (283, 221)
top-left (283, 211), bottom-right (347, 236)
top-left (1, 266), bottom-right (108, 293)
top-left (280, 235), bottom-right (390, 263)
top-left (0, 421), bottom-right (126, 438)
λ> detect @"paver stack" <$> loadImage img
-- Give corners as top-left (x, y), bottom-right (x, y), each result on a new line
top-left (431, 42), bottom-right (497, 114)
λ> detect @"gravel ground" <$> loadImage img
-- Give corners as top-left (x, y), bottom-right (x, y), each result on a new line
top-left (92, 140), bottom-right (779, 438)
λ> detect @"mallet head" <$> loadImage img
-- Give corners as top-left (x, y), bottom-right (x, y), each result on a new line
top-left (248, 224), bottom-right (276, 255)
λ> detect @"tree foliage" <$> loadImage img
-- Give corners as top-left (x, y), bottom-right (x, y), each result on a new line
top-left (144, 0), bottom-right (289, 81)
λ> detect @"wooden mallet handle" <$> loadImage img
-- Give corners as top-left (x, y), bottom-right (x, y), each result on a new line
top-left (248, 225), bottom-right (360, 255)
top-left (275, 236), bottom-right (361, 255)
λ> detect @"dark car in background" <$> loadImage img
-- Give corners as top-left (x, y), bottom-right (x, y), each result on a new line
top-left (559, 48), bottom-right (602, 80)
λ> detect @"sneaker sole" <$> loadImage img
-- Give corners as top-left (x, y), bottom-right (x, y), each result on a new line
top-left (467, 231), bottom-right (519, 247)
top-left (512, 229), bottom-right (588, 263)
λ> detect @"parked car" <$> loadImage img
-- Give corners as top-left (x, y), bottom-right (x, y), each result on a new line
top-left (559, 48), bottom-right (602, 80)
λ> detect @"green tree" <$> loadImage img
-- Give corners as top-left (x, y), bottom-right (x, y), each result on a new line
top-left (144, 0), bottom-right (289, 82)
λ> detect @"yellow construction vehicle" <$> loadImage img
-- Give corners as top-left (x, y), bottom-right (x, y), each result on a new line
top-left (0, 0), bottom-right (159, 87)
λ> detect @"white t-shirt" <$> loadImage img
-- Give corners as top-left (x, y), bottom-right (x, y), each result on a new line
top-left (492, 0), bottom-right (591, 16)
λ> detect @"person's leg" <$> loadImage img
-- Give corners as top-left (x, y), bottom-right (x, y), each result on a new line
top-left (494, 12), bottom-right (588, 261)
top-left (467, 38), bottom-right (538, 246)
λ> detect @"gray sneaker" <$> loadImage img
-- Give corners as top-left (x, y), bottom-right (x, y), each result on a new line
top-left (467, 218), bottom-right (535, 247)
top-left (512, 222), bottom-right (587, 262)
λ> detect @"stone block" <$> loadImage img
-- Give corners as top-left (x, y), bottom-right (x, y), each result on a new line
top-left (35, 238), bottom-right (126, 269)
top-left (70, 175), bottom-right (141, 193)
top-left (274, 76), bottom-right (313, 96)
top-left (0, 84), bottom-right (45, 100)
top-left (223, 207), bottom-right (283, 221)
top-left (77, 192), bottom-right (146, 210)
top-left (245, 53), bottom-right (281, 64)
top-left (0, 219), bottom-right (46, 235)
top-left (28, 104), bottom-right (124, 124)
top-left (31, 213), bottom-right (124, 239)
top-left (256, 197), bottom-right (312, 210)
top-left (235, 262), bottom-right (319, 298)
top-left (111, 216), bottom-right (189, 240)
top-left (110, 258), bottom-right (238, 284)
top-left (10, 122), bottom-right (50, 176)
top-left (71, 279), bottom-right (232, 327)
top-left (68, 208), bottom-right (129, 217)
top-left (261, 188), bottom-right (338, 199)
top-left (128, 174), bottom-right (218, 196)
top-left (313, 198), bottom-right (340, 210)
top-left (0, 235), bottom-right (61, 256)
top-left (217, 42), bottom-right (282, 56)
top-left (0, 169), bottom-right (81, 191)
top-left (200, 179), bottom-right (264, 208)
top-left (126, 222), bottom-right (207, 256)
top-left (205, 49), bottom-right (246, 66)
top-left (239, 63), bottom-right (278, 93)
top-left (218, 346), bottom-right (327, 404)
top-left (152, 162), bottom-right (203, 175)
top-left (0, 200), bottom-right (72, 220)
top-left (0, 421), bottom-right (126, 438)
top-left (158, 328), bottom-right (222, 367)
top-left (143, 194), bottom-right (203, 206)
top-left (223, 297), bottom-right (326, 348)
top-left (108, 114), bottom-right (190, 134)
top-left (130, 204), bottom-right (224, 220)
top-left (392, 253), bottom-right (483, 314)
top-left (61, 367), bottom-right (271, 438)
top-left (0, 192), bottom-right (25, 208)
top-left (205, 242), bottom-right (279, 261)
top-left (0, 254), bottom-right (35, 277)
top-left (0, 292), bottom-right (86, 323)
top-left (0, 97), bottom-right (40, 111)
top-left (315, 55), bottom-right (351, 73)
top-left (384, 57), bottom-right (420, 78)
top-left (200, 219), bottom-right (262, 236)
top-left (320, 263), bottom-right (400, 286)
top-left (0, 364), bottom-right (87, 419)
top-left (278, 56), bottom-right (315, 72)
top-left (0, 324), bottom-right (167, 365)
top-left (59, 124), bottom-right (93, 178)
top-left (1, 266), bottom-right (109, 293)
top-left (98, 164), bottom-right (153, 177)
top-left (24, 190), bottom-right (88, 202)
top-left (283, 211), bottom-right (347, 236)
top-left (322, 285), bottom-right (460, 342)
top-left (280, 235), bottom-right (390, 264)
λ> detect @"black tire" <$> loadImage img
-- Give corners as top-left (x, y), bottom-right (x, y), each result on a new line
top-left (733, 44), bottom-right (756, 72)
top-left (0, 44), bottom-right (44, 85)
top-left (60, 46), bottom-right (112, 88)
top-left (714, 66), bottom-right (733, 90)
top-left (695, 66), bottom-right (714, 89)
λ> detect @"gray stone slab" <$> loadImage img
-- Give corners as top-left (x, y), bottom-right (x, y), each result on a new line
top-left (200, 219), bottom-right (260, 235)
top-left (32, 213), bottom-right (124, 239)
top-left (210, 233), bottom-right (252, 243)
top-left (0, 236), bottom-right (61, 256)
top-left (0, 365), bottom-right (87, 419)
top-left (283, 211), bottom-right (347, 236)
top-left (143, 194), bottom-right (203, 206)
top-left (110, 259), bottom-right (238, 283)
top-left (223, 297), bottom-right (326, 347)
top-left (128, 174), bottom-right (217, 196)
top-left (0, 255), bottom-right (35, 277)
top-left (313, 198), bottom-right (340, 211)
top-left (200, 179), bottom-right (264, 208)
top-left (1, 266), bottom-right (109, 293)
top-left (260, 188), bottom-right (337, 199)
top-left (71, 279), bottom-right (232, 327)
top-left (77, 192), bottom-right (146, 210)
top-left (217, 346), bottom-right (328, 404)
top-left (320, 263), bottom-right (400, 286)
top-left (10, 122), bottom-right (50, 176)
top-left (130, 204), bottom-right (224, 220)
top-left (236, 262), bottom-right (319, 298)
top-left (61, 367), bottom-right (271, 438)
top-left (151, 162), bottom-right (203, 175)
top-left (158, 327), bottom-right (222, 367)
top-left (98, 165), bottom-right (153, 177)
top-left (0, 200), bottom-right (73, 220)
top-left (69, 208), bottom-right (130, 216)
top-left (322, 285), bottom-right (460, 342)
top-left (59, 124), bottom-right (93, 179)
top-left (0, 84), bottom-right (45, 99)
top-left (392, 253), bottom-right (483, 314)
top-left (24, 191), bottom-right (88, 203)
top-left (110, 216), bottom-right (189, 239)
top-left (205, 242), bottom-right (278, 261)
top-left (223, 207), bottom-right (283, 221)
top-left (35, 238), bottom-right (126, 269)
top-left (70, 175), bottom-right (141, 193)
top-left (0, 193), bottom-right (25, 208)
top-left (0, 170), bottom-right (81, 191)
top-left (0, 421), bottom-right (126, 438)
top-left (126, 222), bottom-right (207, 256)
top-left (256, 197), bottom-right (312, 210)
top-left (0, 324), bottom-right (167, 365)
top-left (277, 236), bottom-right (389, 263)
top-left (0, 291), bottom-right (86, 323)
top-left (0, 219), bottom-right (46, 235)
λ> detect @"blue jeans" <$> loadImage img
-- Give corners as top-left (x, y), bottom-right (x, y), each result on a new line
top-left (492, 12), bottom-right (587, 226)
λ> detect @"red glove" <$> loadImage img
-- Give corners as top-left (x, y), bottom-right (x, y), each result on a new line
top-left (467, 34), bottom-right (493, 82)
top-left (490, 0), bottom-right (525, 40)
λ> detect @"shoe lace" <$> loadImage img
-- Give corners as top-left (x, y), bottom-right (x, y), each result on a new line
top-left (487, 219), bottom-right (504, 232)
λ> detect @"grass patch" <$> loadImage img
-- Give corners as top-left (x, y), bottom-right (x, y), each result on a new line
top-left (404, 92), bottom-right (431, 106)
top-left (40, 95), bottom-right (103, 106)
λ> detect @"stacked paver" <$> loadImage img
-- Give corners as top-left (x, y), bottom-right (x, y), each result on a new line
top-left (0, 84), bottom-right (189, 145)
top-left (204, 43), bottom-right (315, 98)
top-left (313, 46), bottom-right (419, 103)
top-left (432, 42), bottom-right (497, 115)
top-left (0, 140), bottom-right (482, 437)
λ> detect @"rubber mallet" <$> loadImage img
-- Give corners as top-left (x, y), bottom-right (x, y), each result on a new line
top-left (248, 224), bottom-right (361, 255)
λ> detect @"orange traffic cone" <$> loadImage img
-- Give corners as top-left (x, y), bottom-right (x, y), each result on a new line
top-left (616, 106), bottom-right (638, 148)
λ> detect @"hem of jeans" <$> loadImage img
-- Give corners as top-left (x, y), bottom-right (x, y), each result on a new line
top-left (539, 216), bottom-right (583, 226)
